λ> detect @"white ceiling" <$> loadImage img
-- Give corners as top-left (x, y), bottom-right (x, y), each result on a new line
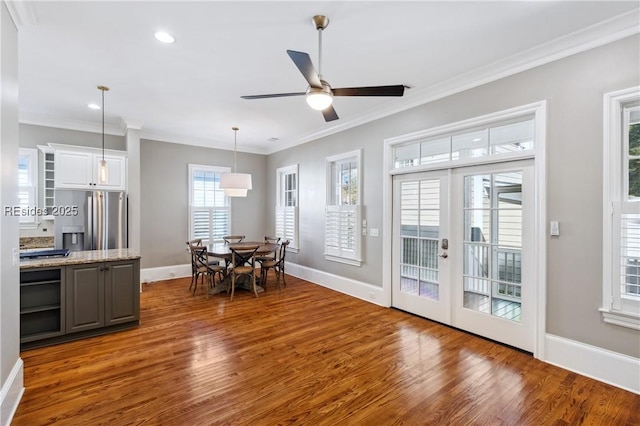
top-left (13, 1), bottom-right (639, 154)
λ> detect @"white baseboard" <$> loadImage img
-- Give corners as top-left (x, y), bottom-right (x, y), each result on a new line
top-left (285, 262), bottom-right (386, 307)
top-left (141, 263), bottom-right (191, 283)
top-left (544, 334), bottom-right (640, 394)
top-left (1, 358), bottom-right (24, 426)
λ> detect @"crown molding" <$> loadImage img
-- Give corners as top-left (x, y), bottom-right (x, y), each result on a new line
top-left (20, 112), bottom-right (124, 137)
top-left (137, 128), bottom-right (268, 155)
top-left (5, 1), bottom-right (38, 27)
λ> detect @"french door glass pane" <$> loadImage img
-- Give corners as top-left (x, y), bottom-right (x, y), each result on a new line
top-left (463, 172), bottom-right (523, 322)
top-left (464, 243), bottom-right (489, 278)
top-left (400, 179), bottom-right (440, 300)
top-left (464, 210), bottom-right (490, 242)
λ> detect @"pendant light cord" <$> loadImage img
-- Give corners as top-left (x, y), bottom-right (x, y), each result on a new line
top-left (98, 85), bottom-right (109, 160)
top-left (232, 127), bottom-right (239, 173)
top-left (101, 88), bottom-right (105, 161)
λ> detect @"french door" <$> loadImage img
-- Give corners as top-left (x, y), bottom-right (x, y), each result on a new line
top-left (392, 160), bottom-right (535, 352)
top-left (392, 170), bottom-right (451, 324)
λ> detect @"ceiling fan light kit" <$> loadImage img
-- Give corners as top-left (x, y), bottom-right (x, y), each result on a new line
top-left (241, 14), bottom-right (405, 122)
top-left (306, 83), bottom-right (333, 110)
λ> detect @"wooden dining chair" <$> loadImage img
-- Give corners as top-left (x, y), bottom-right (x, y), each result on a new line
top-left (259, 240), bottom-right (289, 290)
top-left (189, 244), bottom-right (226, 298)
top-left (228, 244), bottom-right (260, 301)
top-left (223, 235), bottom-right (245, 244)
top-left (186, 239), bottom-right (203, 292)
top-left (255, 236), bottom-right (281, 267)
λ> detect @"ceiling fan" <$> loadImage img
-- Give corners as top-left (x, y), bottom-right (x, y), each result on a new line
top-left (241, 15), bottom-right (406, 122)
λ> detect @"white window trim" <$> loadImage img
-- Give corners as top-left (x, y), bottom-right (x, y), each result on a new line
top-left (601, 86), bottom-right (640, 330)
top-left (276, 164), bottom-right (299, 253)
top-left (325, 149), bottom-right (363, 266)
top-left (387, 101), bottom-right (542, 175)
top-left (19, 147), bottom-right (39, 228)
top-left (188, 164), bottom-right (231, 244)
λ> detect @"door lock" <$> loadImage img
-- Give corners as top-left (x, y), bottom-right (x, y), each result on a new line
top-left (441, 238), bottom-right (448, 250)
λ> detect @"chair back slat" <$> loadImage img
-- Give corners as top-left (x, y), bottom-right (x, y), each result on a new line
top-left (229, 244), bottom-right (260, 267)
top-left (223, 235), bottom-right (245, 244)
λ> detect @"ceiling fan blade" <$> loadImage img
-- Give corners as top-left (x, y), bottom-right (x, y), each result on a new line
top-left (332, 85), bottom-right (405, 97)
top-left (322, 105), bottom-right (339, 122)
top-left (287, 50), bottom-right (322, 88)
top-left (241, 92), bottom-right (305, 100)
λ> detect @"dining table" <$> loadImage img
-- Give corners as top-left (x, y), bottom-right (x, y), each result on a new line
top-left (206, 241), bottom-right (279, 295)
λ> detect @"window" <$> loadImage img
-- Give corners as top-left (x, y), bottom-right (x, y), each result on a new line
top-left (602, 87), bottom-right (640, 330)
top-left (188, 164), bottom-right (230, 244)
top-left (18, 148), bottom-right (38, 227)
top-left (275, 164), bottom-right (298, 252)
top-left (325, 150), bottom-right (362, 266)
top-left (393, 116), bottom-right (534, 169)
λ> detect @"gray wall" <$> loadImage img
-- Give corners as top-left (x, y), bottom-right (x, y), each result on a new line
top-left (140, 138), bottom-right (267, 269)
top-left (1, 2), bottom-right (21, 422)
top-left (267, 35), bottom-right (640, 358)
top-left (19, 124), bottom-right (125, 151)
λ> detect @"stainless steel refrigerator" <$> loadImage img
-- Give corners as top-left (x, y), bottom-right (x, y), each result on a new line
top-left (54, 190), bottom-right (127, 251)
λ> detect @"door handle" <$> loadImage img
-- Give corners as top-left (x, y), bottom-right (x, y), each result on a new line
top-left (439, 252), bottom-right (448, 258)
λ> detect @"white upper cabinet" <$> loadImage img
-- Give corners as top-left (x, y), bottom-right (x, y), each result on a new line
top-left (55, 149), bottom-right (126, 190)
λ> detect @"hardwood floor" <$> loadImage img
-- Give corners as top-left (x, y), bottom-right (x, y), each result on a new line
top-left (13, 275), bottom-right (640, 425)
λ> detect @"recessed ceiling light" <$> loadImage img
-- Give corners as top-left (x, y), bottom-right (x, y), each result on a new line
top-left (472, 138), bottom-right (482, 142)
top-left (88, 103), bottom-right (101, 110)
top-left (154, 31), bottom-right (175, 44)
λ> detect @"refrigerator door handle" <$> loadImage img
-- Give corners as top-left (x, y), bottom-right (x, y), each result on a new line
top-left (87, 193), bottom-right (95, 250)
top-left (96, 191), bottom-right (104, 250)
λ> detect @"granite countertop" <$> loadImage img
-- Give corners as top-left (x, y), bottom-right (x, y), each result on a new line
top-left (20, 248), bottom-right (141, 270)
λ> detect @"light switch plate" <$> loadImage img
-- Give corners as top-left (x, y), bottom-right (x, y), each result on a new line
top-left (550, 221), bottom-right (560, 236)
top-left (370, 228), bottom-right (379, 237)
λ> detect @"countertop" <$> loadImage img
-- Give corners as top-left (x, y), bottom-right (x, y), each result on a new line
top-left (20, 248), bottom-right (141, 270)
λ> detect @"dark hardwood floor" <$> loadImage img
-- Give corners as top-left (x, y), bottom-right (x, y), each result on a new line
top-left (12, 275), bottom-right (640, 425)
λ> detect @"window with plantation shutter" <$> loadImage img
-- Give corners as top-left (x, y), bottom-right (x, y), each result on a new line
top-left (18, 148), bottom-right (38, 226)
top-left (275, 164), bottom-right (298, 252)
top-left (602, 87), bottom-right (640, 330)
top-left (325, 150), bottom-right (362, 266)
top-left (189, 164), bottom-right (230, 244)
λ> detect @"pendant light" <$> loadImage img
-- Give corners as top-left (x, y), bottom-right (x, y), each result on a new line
top-left (97, 85), bottom-right (109, 184)
top-left (220, 127), bottom-right (252, 197)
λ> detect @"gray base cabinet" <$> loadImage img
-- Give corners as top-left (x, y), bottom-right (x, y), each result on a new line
top-left (66, 263), bottom-right (104, 333)
top-left (21, 258), bottom-right (140, 349)
top-left (66, 259), bottom-right (140, 333)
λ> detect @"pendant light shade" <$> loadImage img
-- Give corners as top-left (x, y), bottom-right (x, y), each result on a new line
top-left (220, 127), bottom-right (252, 197)
top-left (98, 159), bottom-right (108, 183)
top-left (97, 85), bottom-right (109, 184)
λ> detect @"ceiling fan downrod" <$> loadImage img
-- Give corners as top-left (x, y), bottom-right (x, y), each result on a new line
top-left (313, 15), bottom-right (329, 79)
